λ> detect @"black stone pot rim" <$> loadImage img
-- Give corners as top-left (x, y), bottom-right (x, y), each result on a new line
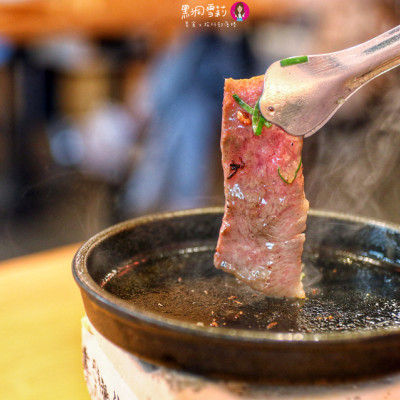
top-left (72, 207), bottom-right (400, 345)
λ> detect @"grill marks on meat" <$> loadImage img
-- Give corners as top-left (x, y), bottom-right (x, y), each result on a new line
top-left (214, 76), bottom-right (309, 298)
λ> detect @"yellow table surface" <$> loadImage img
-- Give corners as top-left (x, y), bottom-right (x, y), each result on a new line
top-left (0, 243), bottom-right (90, 400)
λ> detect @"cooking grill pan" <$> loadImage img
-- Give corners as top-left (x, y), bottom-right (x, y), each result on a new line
top-left (73, 208), bottom-right (400, 383)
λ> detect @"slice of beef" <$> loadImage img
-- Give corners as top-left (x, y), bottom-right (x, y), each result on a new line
top-left (214, 76), bottom-right (309, 298)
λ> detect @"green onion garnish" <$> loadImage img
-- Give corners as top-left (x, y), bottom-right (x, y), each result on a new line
top-left (280, 55), bottom-right (308, 67)
top-left (252, 98), bottom-right (261, 135)
top-left (232, 94), bottom-right (272, 135)
top-left (232, 94), bottom-right (253, 114)
top-left (278, 158), bottom-right (302, 184)
top-left (263, 118), bottom-right (272, 129)
top-left (254, 117), bottom-right (264, 136)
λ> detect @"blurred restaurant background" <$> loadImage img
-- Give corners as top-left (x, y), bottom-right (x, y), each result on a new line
top-left (0, 0), bottom-right (399, 260)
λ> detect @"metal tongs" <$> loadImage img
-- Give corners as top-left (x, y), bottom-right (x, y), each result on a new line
top-left (259, 25), bottom-right (400, 137)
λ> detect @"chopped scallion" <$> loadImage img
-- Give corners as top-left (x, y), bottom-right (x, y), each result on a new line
top-left (252, 98), bottom-right (261, 135)
top-left (280, 55), bottom-right (309, 67)
top-left (232, 94), bottom-right (254, 114)
top-left (232, 94), bottom-right (272, 135)
top-left (254, 117), bottom-right (264, 136)
top-left (278, 158), bottom-right (302, 184)
top-left (263, 119), bottom-right (272, 128)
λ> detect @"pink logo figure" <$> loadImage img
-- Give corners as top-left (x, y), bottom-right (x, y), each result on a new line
top-left (231, 2), bottom-right (249, 22)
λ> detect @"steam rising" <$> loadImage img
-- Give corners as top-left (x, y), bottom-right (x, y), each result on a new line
top-left (302, 262), bottom-right (323, 288)
top-left (304, 77), bottom-right (400, 225)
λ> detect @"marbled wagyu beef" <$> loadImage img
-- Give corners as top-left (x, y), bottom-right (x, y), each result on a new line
top-left (214, 76), bottom-right (309, 298)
